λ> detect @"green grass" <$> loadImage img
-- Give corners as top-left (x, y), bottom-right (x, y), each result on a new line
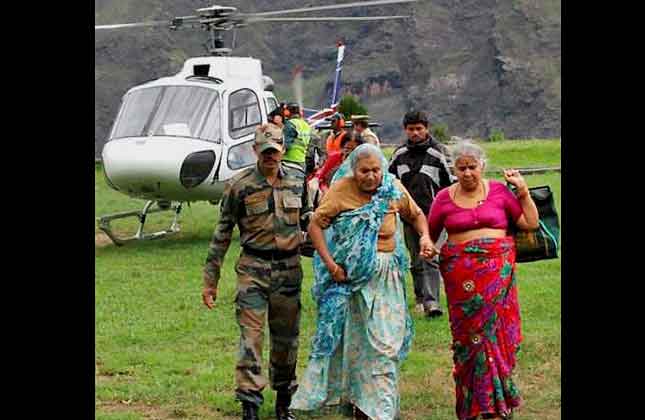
top-left (382, 139), bottom-right (561, 170)
top-left (95, 140), bottom-right (560, 419)
top-left (481, 139), bottom-right (561, 169)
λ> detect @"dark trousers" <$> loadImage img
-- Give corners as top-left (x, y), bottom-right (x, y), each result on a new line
top-left (403, 223), bottom-right (442, 307)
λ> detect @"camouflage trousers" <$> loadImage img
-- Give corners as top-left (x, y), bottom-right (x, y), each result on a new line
top-left (234, 252), bottom-right (303, 407)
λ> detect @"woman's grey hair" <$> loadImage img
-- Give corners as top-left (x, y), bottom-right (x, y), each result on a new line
top-left (350, 143), bottom-right (383, 171)
top-left (451, 141), bottom-right (487, 167)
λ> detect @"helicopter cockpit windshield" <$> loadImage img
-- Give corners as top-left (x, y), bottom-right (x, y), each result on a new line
top-left (110, 86), bottom-right (221, 142)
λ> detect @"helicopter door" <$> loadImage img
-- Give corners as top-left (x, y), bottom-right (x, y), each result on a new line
top-left (264, 95), bottom-right (278, 115)
top-left (219, 88), bottom-right (264, 181)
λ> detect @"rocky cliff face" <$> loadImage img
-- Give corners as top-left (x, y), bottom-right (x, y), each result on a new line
top-left (396, 0), bottom-right (561, 139)
top-left (95, 0), bottom-right (560, 154)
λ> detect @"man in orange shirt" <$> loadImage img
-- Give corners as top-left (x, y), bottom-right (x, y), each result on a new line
top-left (325, 113), bottom-right (347, 155)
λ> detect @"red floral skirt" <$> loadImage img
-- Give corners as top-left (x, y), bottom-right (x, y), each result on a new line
top-left (439, 237), bottom-right (522, 420)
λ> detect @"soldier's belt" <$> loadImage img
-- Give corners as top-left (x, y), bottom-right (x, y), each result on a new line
top-left (242, 246), bottom-right (299, 260)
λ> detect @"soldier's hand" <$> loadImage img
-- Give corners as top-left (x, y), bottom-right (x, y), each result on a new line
top-left (202, 285), bottom-right (217, 310)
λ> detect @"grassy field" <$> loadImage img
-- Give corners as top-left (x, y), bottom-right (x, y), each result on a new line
top-left (381, 139), bottom-right (561, 169)
top-left (95, 139), bottom-right (561, 420)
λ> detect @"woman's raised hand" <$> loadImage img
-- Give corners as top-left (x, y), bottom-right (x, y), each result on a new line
top-left (503, 169), bottom-right (529, 196)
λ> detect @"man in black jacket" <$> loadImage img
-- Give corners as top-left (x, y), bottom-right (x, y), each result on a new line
top-left (389, 110), bottom-right (455, 318)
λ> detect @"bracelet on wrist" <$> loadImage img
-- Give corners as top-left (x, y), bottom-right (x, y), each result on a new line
top-left (330, 264), bottom-right (339, 276)
top-left (517, 188), bottom-right (529, 199)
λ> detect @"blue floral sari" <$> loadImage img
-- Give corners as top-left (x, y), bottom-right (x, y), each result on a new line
top-left (291, 144), bottom-right (414, 420)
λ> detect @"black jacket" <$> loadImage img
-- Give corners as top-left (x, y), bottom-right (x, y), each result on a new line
top-left (388, 136), bottom-right (454, 216)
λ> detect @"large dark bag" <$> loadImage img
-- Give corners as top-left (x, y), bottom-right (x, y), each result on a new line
top-left (507, 185), bottom-right (560, 263)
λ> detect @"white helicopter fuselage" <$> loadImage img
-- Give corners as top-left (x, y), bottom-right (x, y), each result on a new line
top-left (102, 56), bottom-right (279, 204)
top-left (95, 1), bottom-right (414, 246)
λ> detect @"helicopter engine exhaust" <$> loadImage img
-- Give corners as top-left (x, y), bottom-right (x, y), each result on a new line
top-left (292, 65), bottom-right (304, 116)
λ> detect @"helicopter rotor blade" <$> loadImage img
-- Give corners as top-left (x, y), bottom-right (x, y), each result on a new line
top-left (247, 15), bottom-right (411, 23)
top-left (246, 0), bottom-right (417, 17)
top-left (95, 20), bottom-right (170, 30)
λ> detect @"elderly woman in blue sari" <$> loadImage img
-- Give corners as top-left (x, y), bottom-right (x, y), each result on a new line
top-left (290, 144), bottom-right (438, 420)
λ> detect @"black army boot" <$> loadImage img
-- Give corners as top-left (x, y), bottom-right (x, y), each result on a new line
top-left (242, 401), bottom-right (260, 420)
top-left (275, 390), bottom-right (296, 420)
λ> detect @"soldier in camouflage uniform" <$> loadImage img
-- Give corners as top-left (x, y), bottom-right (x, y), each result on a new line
top-left (351, 114), bottom-right (380, 146)
top-left (202, 124), bottom-right (309, 420)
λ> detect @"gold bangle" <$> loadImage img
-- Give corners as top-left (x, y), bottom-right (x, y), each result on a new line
top-left (330, 264), bottom-right (339, 276)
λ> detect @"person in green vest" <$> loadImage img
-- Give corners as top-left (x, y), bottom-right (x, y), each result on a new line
top-left (281, 102), bottom-right (315, 256)
top-left (282, 102), bottom-right (312, 177)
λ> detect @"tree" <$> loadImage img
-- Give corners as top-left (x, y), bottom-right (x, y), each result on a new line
top-left (431, 123), bottom-right (451, 144)
top-left (337, 95), bottom-right (368, 120)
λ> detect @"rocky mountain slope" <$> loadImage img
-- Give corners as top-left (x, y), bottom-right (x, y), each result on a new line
top-left (95, 0), bottom-right (560, 154)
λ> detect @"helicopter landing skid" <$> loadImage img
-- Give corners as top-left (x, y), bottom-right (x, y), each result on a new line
top-left (97, 200), bottom-right (183, 246)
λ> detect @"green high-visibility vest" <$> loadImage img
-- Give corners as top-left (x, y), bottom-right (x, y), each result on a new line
top-left (283, 118), bottom-right (311, 165)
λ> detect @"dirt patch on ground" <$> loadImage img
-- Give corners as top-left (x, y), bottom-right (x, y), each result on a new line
top-left (95, 232), bottom-right (115, 248)
top-left (95, 365), bottom-right (137, 385)
top-left (96, 401), bottom-right (237, 419)
top-left (97, 401), bottom-right (171, 419)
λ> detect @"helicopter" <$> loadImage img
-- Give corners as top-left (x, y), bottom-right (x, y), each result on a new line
top-left (96, 0), bottom-right (417, 245)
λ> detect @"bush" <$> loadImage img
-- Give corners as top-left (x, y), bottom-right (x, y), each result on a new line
top-left (431, 123), bottom-right (450, 144)
top-left (487, 129), bottom-right (505, 142)
top-left (338, 95), bottom-right (368, 120)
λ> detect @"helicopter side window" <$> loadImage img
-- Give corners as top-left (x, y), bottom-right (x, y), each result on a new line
top-left (265, 97), bottom-right (278, 114)
top-left (229, 89), bottom-right (262, 139)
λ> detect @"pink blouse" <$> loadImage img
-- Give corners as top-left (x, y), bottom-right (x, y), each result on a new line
top-left (427, 180), bottom-right (523, 242)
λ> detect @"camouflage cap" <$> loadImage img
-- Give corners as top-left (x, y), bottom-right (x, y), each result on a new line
top-left (254, 124), bottom-right (284, 153)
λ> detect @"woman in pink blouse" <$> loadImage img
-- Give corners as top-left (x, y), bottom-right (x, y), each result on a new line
top-left (427, 141), bottom-right (538, 420)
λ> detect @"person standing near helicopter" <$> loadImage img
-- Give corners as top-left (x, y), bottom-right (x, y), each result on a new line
top-left (269, 104), bottom-right (286, 128)
top-left (351, 114), bottom-right (380, 146)
top-left (282, 102), bottom-right (316, 250)
top-left (389, 110), bottom-right (455, 319)
top-left (325, 113), bottom-right (348, 155)
top-left (282, 103), bottom-right (312, 177)
top-left (202, 124), bottom-right (309, 420)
